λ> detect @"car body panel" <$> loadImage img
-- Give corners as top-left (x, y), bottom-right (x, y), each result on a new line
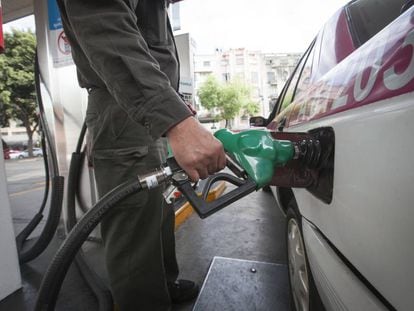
top-left (291, 93), bottom-right (414, 310)
top-left (266, 3), bottom-right (414, 310)
top-left (302, 219), bottom-right (387, 311)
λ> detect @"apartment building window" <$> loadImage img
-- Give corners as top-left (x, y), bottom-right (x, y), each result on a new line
top-left (203, 61), bottom-right (211, 67)
top-left (251, 72), bottom-right (259, 84)
top-left (223, 73), bottom-right (230, 82)
top-left (236, 58), bottom-right (244, 66)
top-left (221, 60), bottom-right (229, 66)
top-left (267, 72), bottom-right (276, 84)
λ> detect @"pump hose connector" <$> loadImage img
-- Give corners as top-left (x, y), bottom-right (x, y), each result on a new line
top-left (294, 139), bottom-right (321, 168)
top-left (138, 166), bottom-right (173, 189)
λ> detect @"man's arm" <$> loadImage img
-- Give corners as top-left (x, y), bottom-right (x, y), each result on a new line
top-left (61, 0), bottom-right (226, 179)
top-left (60, 0), bottom-right (192, 140)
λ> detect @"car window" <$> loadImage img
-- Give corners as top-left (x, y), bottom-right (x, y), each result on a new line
top-left (294, 43), bottom-right (317, 103)
top-left (265, 41), bottom-right (315, 127)
top-left (347, 0), bottom-right (406, 46)
top-left (309, 14), bottom-right (339, 83)
top-left (278, 41), bottom-right (315, 114)
top-left (278, 66), bottom-right (301, 113)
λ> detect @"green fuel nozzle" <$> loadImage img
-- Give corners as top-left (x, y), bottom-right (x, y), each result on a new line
top-left (166, 129), bottom-right (322, 219)
top-left (214, 129), bottom-right (297, 188)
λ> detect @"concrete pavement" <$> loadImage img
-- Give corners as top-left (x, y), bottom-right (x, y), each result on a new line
top-left (1, 157), bottom-right (289, 310)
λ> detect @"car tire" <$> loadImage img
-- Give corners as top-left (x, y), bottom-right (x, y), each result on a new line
top-left (18, 155), bottom-right (24, 159)
top-left (286, 198), bottom-right (324, 311)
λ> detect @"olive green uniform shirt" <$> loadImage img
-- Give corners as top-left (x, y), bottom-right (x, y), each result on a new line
top-left (57, 0), bottom-right (192, 141)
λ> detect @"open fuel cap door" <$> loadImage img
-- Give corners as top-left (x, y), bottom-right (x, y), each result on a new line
top-left (268, 127), bottom-right (335, 204)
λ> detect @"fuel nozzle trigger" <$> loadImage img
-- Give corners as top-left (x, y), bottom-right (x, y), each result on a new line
top-left (166, 157), bottom-right (256, 219)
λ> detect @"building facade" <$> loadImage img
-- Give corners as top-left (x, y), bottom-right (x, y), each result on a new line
top-left (194, 49), bottom-right (301, 128)
top-left (261, 53), bottom-right (302, 114)
top-left (174, 32), bottom-right (197, 106)
top-left (0, 120), bottom-right (39, 147)
top-left (169, 3), bottom-right (301, 129)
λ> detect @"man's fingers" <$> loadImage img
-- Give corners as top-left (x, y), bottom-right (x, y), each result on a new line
top-left (218, 149), bottom-right (227, 171)
top-left (207, 164), bottom-right (217, 175)
top-left (166, 117), bottom-right (229, 181)
top-left (197, 167), bottom-right (209, 180)
top-left (209, 153), bottom-right (226, 175)
top-left (187, 169), bottom-right (200, 183)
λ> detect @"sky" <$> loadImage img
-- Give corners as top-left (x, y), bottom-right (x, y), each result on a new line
top-left (179, 0), bottom-right (350, 53)
top-left (4, 0), bottom-right (350, 54)
top-left (3, 15), bottom-right (34, 33)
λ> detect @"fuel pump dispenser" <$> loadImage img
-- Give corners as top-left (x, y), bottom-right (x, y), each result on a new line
top-left (35, 127), bottom-right (329, 310)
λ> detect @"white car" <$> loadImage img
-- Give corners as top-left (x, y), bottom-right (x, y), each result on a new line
top-left (252, 0), bottom-right (414, 310)
top-left (20, 148), bottom-right (43, 158)
top-left (9, 148), bottom-right (43, 159)
top-left (9, 149), bottom-right (25, 160)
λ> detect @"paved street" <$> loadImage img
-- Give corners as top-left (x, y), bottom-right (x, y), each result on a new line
top-left (4, 157), bottom-right (48, 236)
top-left (2, 156), bottom-right (289, 311)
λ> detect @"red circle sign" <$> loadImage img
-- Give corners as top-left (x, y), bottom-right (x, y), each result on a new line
top-left (57, 31), bottom-right (71, 55)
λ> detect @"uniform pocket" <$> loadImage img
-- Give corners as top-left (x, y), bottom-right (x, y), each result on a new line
top-left (93, 145), bottom-right (149, 160)
top-left (108, 105), bottom-right (152, 148)
top-left (92, 145), bottom-right (149, 205)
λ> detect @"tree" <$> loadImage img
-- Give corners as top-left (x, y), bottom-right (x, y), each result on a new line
top-left (198, 75), bottom-right (259, 128)
top-left (0, 30), bottom-right (37, 155)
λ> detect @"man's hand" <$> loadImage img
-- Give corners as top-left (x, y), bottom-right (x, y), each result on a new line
top-left (166, 117), bottom-right (227, 181)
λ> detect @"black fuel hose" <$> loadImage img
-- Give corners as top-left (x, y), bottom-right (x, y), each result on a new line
top-left (75, 147), bottom-right (91, 214)
top-left (15, 126), bottom-right (49, 252)
top-left (35, 178), bottom-right (144, 311)
top-left (16, 51), bottom-right (64, 264)
top-left (66, 122), bottom-right (113, 311)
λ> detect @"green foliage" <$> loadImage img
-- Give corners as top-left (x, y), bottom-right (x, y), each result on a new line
top-left (243, 101), bottom-right (260, 116)
top-left (0, 30), bottom-right (38, 153)
top-left (197, 75), bottom-right (259, 128)
top-left (197, 75), bottom-right (222, 111)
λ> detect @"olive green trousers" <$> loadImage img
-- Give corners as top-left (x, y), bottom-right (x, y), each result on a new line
top-left (86, 89), bottom-right (178, 311)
